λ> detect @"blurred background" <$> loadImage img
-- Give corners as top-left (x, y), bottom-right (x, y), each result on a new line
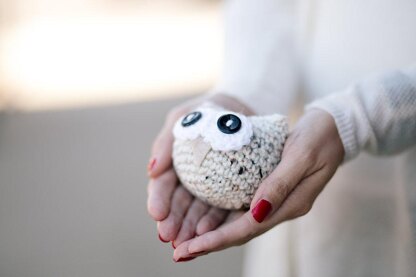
top-left (0, 0), bottom-right (244, 276)
top-left (0, 0), bottom-right (223, 111)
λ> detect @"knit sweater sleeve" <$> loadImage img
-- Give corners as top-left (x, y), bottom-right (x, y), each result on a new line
top-left (210, 0), bottom-right (299, 115)
top-left (306, 66), bottom-right (416, 161)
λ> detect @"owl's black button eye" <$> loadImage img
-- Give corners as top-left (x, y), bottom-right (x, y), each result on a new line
top-left (217, 114), bottom-right (241, 134)
top-left (181, 111), bottom-right (202, 127)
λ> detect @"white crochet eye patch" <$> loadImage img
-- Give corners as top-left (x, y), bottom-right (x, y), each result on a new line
top-left (173, 107), bottom-right (253, 151)
top-left (173, 107), bottom-right (217, 141)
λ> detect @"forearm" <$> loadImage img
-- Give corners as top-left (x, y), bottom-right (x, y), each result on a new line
top-left (307, 65), bottom-right (416, 161)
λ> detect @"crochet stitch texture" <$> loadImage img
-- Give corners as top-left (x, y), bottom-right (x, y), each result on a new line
top-left (173, 114), bottom-right (288, 209)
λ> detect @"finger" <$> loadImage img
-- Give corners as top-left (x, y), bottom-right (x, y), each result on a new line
top-left (249, 150), bottom-right (312, 223)
top-left (148, 128), bottom-right (173, 178)
top-left (147, 169), bottom-right (178, 221)
top-left (195, 207), bottom-right (229, 235)
top-left (174, 170), bottom-right (331, 260)
top-left (173, 199), bottom-right (210, 247)
top-left (180, 170), bottom-right (329, 257)
top-left (158, 186), bottom-right (193, 242)
top-left (171, 239), bottom-right (200, 262)
top-left (223, 210), bottom-right (245, 224)
top-left (272, 166), bottom-right (334, 223)
top-left (173, 210), bottom-right (243, 260)
top-left (148, 109), bottom-right (185, 178)
top-left (184, 211), bottom-right (258, 256)
top-left (172, 239), bottom-right (211, 262)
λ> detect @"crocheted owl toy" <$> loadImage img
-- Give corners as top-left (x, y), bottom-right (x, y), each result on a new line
top-left (172, 105), bottom-right (288, 210)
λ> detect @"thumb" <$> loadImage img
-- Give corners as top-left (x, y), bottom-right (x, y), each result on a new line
top-left (250, 155), bottom-right (308, 223)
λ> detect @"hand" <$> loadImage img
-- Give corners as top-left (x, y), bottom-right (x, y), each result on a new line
top-left (172, 109), bottom-right (345, 261)
top-left (147, 94), bottom-right (254, 254)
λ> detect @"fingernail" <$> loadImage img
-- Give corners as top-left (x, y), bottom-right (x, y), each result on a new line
top-left (171, 241), bottom-right (176, 249)
top-left (158, 234), bottom-right (169, 243)
top-left (147, 158), bottom-right (156, 172)
top-left (174, 257), bottom-right (196, 263)
top-left (251, 199), bottom-right (272, 223)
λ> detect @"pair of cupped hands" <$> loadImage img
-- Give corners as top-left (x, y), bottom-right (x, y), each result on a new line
top-left (147, 94), bottom-right (344, 262)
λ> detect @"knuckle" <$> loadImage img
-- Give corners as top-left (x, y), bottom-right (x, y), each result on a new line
top-left (159, 169), bottom-right (176, 182)
top-left (202, 233), bottom-right (217, 249)
top-left (294, 202), bottom-right (312, 217)
top-left (245, 215), bottom-right (260, 237)
top-left (272, 177), bottom-right (291, 198)
top-left (236, 232), bottom-right (252, 246)
top-left (236, 236), bottom-right (253, 247)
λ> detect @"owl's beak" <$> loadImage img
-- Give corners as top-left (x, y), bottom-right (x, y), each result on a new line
top-left (190, 137), bottom-right (212, 166)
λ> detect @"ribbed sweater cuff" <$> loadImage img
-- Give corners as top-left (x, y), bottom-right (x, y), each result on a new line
top-left (306, 96), bottom-right (359, 162)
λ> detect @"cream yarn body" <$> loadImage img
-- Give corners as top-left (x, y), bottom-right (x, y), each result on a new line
top-left (172, 110), bottom-right (288, 210)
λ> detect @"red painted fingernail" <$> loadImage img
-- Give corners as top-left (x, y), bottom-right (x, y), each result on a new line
top-left (148, 158), bottom-right (156, 172)
top-left (175, 257), bottom-right (196, 263)
top-left (158, 234), bottom-right (169, 243)
top-left (251, 199), bottom-right (272, 223)
top-left (171, 241), bottom-right (176, 249)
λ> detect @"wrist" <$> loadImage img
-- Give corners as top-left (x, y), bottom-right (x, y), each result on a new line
top-left (306, 96), bottom-right (358, 161)
top-left (301, 108), bottom-right (345, 163)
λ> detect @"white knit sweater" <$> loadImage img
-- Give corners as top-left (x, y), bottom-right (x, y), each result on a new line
top-left (307, 68), bottom-right (416, 161)
top-left (213, 0), bottom-right (416, 276)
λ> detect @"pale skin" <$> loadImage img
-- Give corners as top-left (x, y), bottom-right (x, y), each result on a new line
top-left (147, 94), bottom-right (344, 262)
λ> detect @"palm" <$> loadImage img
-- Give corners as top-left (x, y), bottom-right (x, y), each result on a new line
top-left (147, 95), bottom-right (255, 257)
top-left (154, 169), bottom-right (236, 246)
